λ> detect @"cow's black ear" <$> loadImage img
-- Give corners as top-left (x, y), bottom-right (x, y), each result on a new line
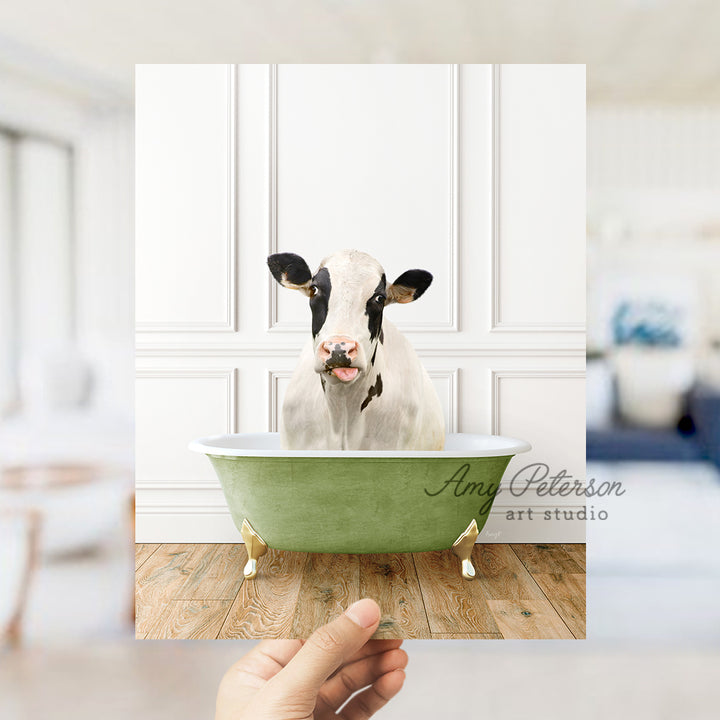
top-left (267, 253), bottom-right (313, 294)
top-left (386, 269), bottom-right (433, 305)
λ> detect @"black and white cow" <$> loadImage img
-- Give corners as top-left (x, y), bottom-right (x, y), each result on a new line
top-left (267, 249), bottom-right (445, 450)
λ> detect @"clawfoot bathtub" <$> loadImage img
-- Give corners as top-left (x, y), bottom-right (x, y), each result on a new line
top-left (189, 432), bottom-right (530, 580)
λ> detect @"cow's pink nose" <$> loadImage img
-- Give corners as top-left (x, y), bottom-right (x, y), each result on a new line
top-left (320, 336), bottom-right (358, 361)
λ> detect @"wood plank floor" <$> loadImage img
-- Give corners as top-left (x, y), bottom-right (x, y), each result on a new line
top-left (136, 543), bottom-right (585, 640)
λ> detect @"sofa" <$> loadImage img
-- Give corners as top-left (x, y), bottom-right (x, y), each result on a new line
top-left (587, 383), bottom-right (720, 468)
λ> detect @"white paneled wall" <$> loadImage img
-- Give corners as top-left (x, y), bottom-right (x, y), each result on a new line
top-left (494, 65), bottom-right (586, 331)
top-left (135, 64), bottom-right (236, 331)
top-left (136, 64), bottom-right (586, 543)
top-left (270, 64), bottom-right (457, 332)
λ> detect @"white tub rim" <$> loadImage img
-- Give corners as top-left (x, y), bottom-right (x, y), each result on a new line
top-left (189, 432), bottom-right (531, 458)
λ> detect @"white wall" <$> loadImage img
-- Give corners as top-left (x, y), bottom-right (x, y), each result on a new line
top-left (135, 64), bottom-right (586, 543)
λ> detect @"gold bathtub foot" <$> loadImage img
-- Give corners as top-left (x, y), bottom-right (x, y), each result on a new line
top-left (452, 519), bottom-right (479, 580)
top-left (241, 519), bottom-right (267, 579)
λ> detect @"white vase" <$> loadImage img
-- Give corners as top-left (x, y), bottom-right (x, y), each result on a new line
top-left (613, 346), bottom-right (695, 428)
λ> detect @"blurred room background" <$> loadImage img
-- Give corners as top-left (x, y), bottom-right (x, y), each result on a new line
top-left (1, 1), bottom-right (720, 718)
top-left (0, 29), bottom-right (134, 647)
top-left (586, 104), bottom-right (720, 641)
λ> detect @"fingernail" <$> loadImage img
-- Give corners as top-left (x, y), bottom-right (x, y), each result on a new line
top-left (345, 599), bottom-right (380, 628)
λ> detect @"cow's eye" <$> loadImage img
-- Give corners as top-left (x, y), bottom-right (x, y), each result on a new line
top-left (375, 294), bottom-right (385, 304)
top-left (309, 285), bottom-right (318, 297)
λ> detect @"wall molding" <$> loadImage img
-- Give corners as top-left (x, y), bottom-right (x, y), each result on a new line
top-left (266, 369), bottom-right (294, 432)
top-left (136, 343), bottom-right (586, 358)
top-left (136, 367), bottom-right (238, 434)
top-left (491, 324), bottom-right (587, 333)
top-left (489, 368), bottom-right (585, 435)
top-left (136, 504), bottom-right (229, 515)
top-left (426, 367), bottom-right (459, 433)
top-left (136, 64), bottom-right (238, 333)
top-left (489, 64), bottom-right (585, 335)
top-left (267, 63), bottom-right (280, 332)
top-left (266, 63), bottom-right (460, 334)
top-left (136, 481), bottom-right (221, 490)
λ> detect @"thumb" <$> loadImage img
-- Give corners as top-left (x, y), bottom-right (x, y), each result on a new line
top-left (271, 599), bottom-right (381, 697)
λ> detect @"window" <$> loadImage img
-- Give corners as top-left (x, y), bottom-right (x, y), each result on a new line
top-left (0, 129), bottom-right (74, 416)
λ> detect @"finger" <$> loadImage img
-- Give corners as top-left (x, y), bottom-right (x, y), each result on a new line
top-left (319, 648), bottom-right (408, 711)
top-left (329, 638), bottom-right (404, 676)
top-left (226, 639), bottom-right (303, 685)
top-left (252, 639), bottom-right (304, 670)
top-left (339, 669), bottom-right (406, 720)
top-left (216, 640), bottom-right (305, 720)
top-left (271, 599), bottom-right (381, 697)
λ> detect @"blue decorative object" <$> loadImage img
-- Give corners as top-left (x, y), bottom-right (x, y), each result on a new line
top-left (612, 300), bottom-right (684, 347)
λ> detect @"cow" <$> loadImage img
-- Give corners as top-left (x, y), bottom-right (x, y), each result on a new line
top-left (267, 249), bottom-right (445, 451)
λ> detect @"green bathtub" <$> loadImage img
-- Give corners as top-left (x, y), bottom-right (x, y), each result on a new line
top-left (189, 432), bottom-right (530, 579)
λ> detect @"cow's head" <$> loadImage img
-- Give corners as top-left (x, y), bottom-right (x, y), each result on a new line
top-left (267, 249), bottom-right (432, 386)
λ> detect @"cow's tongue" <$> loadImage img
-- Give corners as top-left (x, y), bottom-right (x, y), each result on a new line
top-left (331, 367), bottom-right (359, 382)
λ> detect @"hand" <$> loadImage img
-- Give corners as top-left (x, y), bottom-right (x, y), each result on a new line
top-left (215, 598), bottom-right (407, 719)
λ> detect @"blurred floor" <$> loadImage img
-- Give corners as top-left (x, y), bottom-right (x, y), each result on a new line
top-left (588, 460), bottom-right (720, 643)
top-left (2, 639), bottom-right (720, 719)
